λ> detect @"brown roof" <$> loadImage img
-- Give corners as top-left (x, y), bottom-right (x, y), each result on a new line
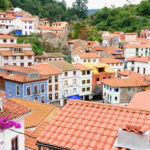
top-left (73, 63), bottom-right (92, 71)
top-left (37, 99), bottom-right (150, 150)
top-left (128, 91), bottom-right (150, 111)
top-left (29, 64), bottom-right (62, 75)
top-left (0, 65), bottom-right (37, 74)
top-left (102, 72), bottom-right (148, 87)
top-left (49, 60), bottom-right (78, 71)
top-left (77, 53), bottom-right (100, 58)
top-left (2, 97), bottom-right (31, 120)
top-left (0, 44), bottom-right (31, 48)
top-left (0, 34), bottom-right (16, 39)
top-left (0, 50), bottom-right (34, 56)
top-left (11, 98), bottom-right (60, 128)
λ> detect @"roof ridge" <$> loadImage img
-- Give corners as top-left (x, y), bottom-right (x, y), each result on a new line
top-left (68, 99), bottom-right (150, 114)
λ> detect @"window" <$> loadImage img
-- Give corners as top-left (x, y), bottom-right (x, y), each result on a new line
top-left (82, 80), bottom-right (85, 84)
top-left (28, 62), bottom-right (32, 66)
top-left (34, 85), bottom-right (38, 95)
top-left (137, 67), bottom-right (140, 73)
top-left (82, 71), bottom-right (85, 75)
top-left (55, 84), bottom-right (58, 90)
top-left (11, 136), bottom-right (18, 150)
top-left (84, 59), bottom-right (86, 62)
top-left (114, 88), bottom-right (119, 92)
top-left (55, 76), bottom-right (58, 82)
top-left (96, 78), bottom-right (99, 82)
top-left (49, 85), bottom-right (52, 92)
top-left (20, 63), bottom-right (24, 67)
top-left (4, 56), bottom-right (8, 60)
top-left (112, 63), bottom-right (114, 66)
top-left (49, 94), bottom-right (52, 100)
top-left (115, 97), bottom-right (118, 101)
top-left (128, 88), bottom-right (131, 91)
top-left (131, 67), bottom-right (134, 71)
top-left (55, 93), bottom-right (58, 99)
top-left (9, 90), bottom-right (12, 96)
top-left (49, 77), bottom-right (52, 83)
top-left (35, 97), bottom-right (38, 101)
top-left (132, 61), bottom-right (134, 65)
top-left (87, 71), bottom-right (90, 75)
top-left (41, 96), bottom-right (45, 103)
top-left (108, 76), bottom-right (111, 78)
top-left (82, 88), bottom-right (85, 92)
top-left (93, 59), bottom-right (96, 62)
top-left (64, 80), bottom-right (68, 86)
top-left (65, 72), bottom-right (68, 77)
top-left (29, 26), bottom-right (32, 29)
top-left (143, 68), bottom-right (146, 74)
top-left (20, 56), bottom-right (24, 60)
top-left (87, 87), bottom-right (90, 91)
top-left (88, 59), bottom-right (91, 62)
top-left (27, 86), bottom-right (31, 96)
top-left (28, 56), bottom-right (32, 59)
top-left (11, 39), bottom-right (14, 43)
top-left (3, 39), bottom-right (7, 43)
top-left (73, 71), bottom-right (76, 75)
top-left (16, 86), bottom-right (20, 96)
top-left (73, 79), bottom-right (76, 84)
top-left (13, 56), bottom-right (16, 60)
top-left (41, 84), bottom-right (45, 93)
top-left (87, 79), bottom-right (90, 84)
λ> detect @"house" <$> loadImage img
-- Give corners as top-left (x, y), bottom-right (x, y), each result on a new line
top-left (83, 63), bottom-right (115, 95)
top-left (49, 60), bottom-right (79, 105)
top-left (73, 63), bottom-right (93, 100)
top-left (0, 65), bottom-right (48, 103)
top-left (15, 17), bottom-right (35, 35)
top-left (39, 18), bottom-right (50, 26)
top-left (35, 52), bottom-right (64, 64)
top-left (10, 97), bottom-right (60, 150)
top-left (36, 99), bottom-right (150, 150)
top-left (52, 22), bottom-right (68, 31)
top-left (124, 43), bottom-right (150, 59)
top-left (73, 53), bottom-right (100, 64)
top-left (90, 46), bottom-right (105, 56)
top-left (0, 93), bottom-right (31, 150)
top-left (100, 58), bottom-right (124, 74)
top-left (124, 33), bottom-right (138, 41)
top-left (0, 34), bottom-right (34, 67)
top-left (102, 71), bottom-right (148, 104)
top-left (87, 41), bottom-right (99, 51)
top-left (140, 30), bottom-right (150, 39)
top-left (127, 56), bottom-right (150, 75)
top-left (29, 64), bottom-right (63, 106)
top-left (128, 90), bottom-right (150, 110)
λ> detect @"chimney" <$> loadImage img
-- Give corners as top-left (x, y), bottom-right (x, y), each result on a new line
top-left (116, 124), bottom-right (150, 149)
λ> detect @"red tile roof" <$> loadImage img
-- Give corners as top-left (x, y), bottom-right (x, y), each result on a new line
top-left (73, 63), bottom-right (91, 71)
top-left (2, 97), bottom-right (31, 120)
top-left (102, 71), bottom-right (148, 87)
top-left (127, 56), bottom-right (150, 63)
top-left (77, 53), bottom-right (100, 58)
top-left (19, 17), bottom-right (33, 21)
top-left (29, 64), bottom-right (62, 75)
top-left (91, 46), bottom-right (104, 52)
top-left (128, 91), bottom-right (150, 111)
top-left (0, 50), bottom-right (34, 56)
top-left (37, 100), bottom-right (150, 150)
top-left (125, 44), bottom-right (150, 48)
top-left (0, 34), bottom-right (16, 39)
top-left (100, 58), bottom-right (123, 64)
top-left (0, 44), bottom-right (31, 48)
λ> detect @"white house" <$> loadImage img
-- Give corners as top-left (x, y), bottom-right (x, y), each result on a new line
top-left (124, 43), bottom-right (150, 59)
top-left (0, 92), bottom-right (31, 150)
top-left (0, 34), bottom-right (34, 67)
top-left (74, 63), bottom-right (93, 100)
top-left (127, 56), bottom-right (150, 75)
top-left (49, 60), bottom-right (80, 105)
top-left (102, 72), bottom-right (148, 104)
top-left (100, 58), bottom-right (124, 75)
top-left (15, 17), bottom-right (35, 35)
top-left (124, 33), bottom-right (137, 42)
top-left (73, 53), bottom-right (100, 64)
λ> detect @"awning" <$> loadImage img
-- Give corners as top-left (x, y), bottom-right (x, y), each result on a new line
top-left (68, 95), bottom-right (81, 100)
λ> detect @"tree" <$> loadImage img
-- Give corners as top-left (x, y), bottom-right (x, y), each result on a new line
top-left (0, 0), bottom-right (12, 11)
top-left (72, 0), bottom-right (88, 19)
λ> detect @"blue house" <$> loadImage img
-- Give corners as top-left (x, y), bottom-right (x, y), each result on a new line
top-left (0, 65), bottom-right (48, 103)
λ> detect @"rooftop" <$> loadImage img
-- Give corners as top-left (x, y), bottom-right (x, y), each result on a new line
top-left (128, 91), bottom-right (150, 111)
top-left (0, 34), bottom-right (16, 39)
top-left (49, 60), bottom-right (78, 71)
top-left (11, 97), bottom-right (60, 129)
top-left (73, 63), bottom-right (92, 71)
top-left (77, 53), bottom-right (100, 58)
top-left (37, 99), bottom-right (150, 150)
top-left (127, 56), bottom-right (150, 63)
top-left (29, 64), bottom-right (62, 75)
top-left (0, 50), bottom-right (34, 56)
top-left (100, 58), bottom-right (123, 64)
top-left (0, 44), bottom-right (31, 48)
top-left (35, 52), bottom-right (64, 59)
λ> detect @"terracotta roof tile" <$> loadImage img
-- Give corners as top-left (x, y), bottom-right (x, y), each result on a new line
top-left (100, 58), bottom-right (123, 63)
top-left (0, 50), bottom-right (34, 56)
top-left (0, 34), bottom-right (16, 39)
top-left (127, 56), bottom-right (150, 63)
top-left (77, 53), bottom-right (100, 58)
top-left (37, 100), bottom-right (150, 150)
top-left (0, 44), bottom-right (31, 48)
top-left (73, 63), bottom-right (91, 71)
top-left (11, 98), bottom-right (60, 129)
top-left (19, 17), bottom-right (33, 21)
top-left (29, 64), bottom-right (62, 75)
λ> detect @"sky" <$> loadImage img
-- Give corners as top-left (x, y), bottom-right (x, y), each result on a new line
top-left (65, 0), bottom-right (142, 9)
